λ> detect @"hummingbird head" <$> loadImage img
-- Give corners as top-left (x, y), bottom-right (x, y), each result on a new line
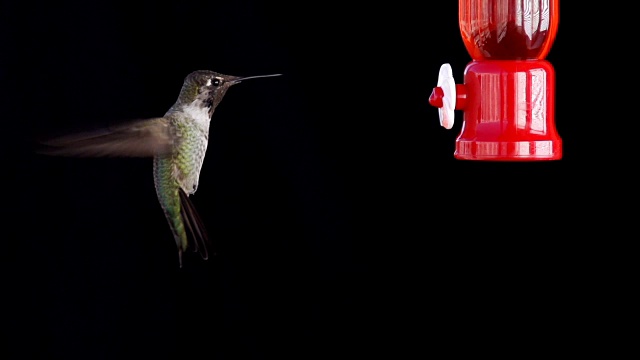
top-left (175, 70), bottom-right (281, 118)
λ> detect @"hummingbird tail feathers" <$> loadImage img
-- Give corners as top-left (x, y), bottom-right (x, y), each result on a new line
top-left (179, 188), bottom-right (212, 261)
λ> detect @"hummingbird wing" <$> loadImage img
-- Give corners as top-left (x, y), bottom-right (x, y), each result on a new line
top-left (179, 188), bottom-right (212, 260)
top-left (38, 117), bottom-right (174, 157)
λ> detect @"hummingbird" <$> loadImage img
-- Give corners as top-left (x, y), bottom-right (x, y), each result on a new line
top-left (39, 70), bottom-right (282, 267)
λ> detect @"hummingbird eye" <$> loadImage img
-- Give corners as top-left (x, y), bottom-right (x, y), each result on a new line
top-left (204, 78), bottom-right (221, 87)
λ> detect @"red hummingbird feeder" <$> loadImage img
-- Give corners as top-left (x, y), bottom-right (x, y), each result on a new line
top-left (429, 0), bottom-right (561, 161)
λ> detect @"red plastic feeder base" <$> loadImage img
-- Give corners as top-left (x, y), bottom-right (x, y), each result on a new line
top-left (454, 60), bottom-right (561, 161)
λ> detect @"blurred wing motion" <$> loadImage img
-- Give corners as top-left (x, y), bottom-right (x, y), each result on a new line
top-left (38, 117), bottom-right (174, 158)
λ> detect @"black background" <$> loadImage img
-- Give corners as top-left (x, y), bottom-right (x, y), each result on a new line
top-left (2, 1), bottom-right (590, 359)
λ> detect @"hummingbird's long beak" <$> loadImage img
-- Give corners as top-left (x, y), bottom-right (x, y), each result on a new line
top-left (231, 73), bottom-right (282, 84)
